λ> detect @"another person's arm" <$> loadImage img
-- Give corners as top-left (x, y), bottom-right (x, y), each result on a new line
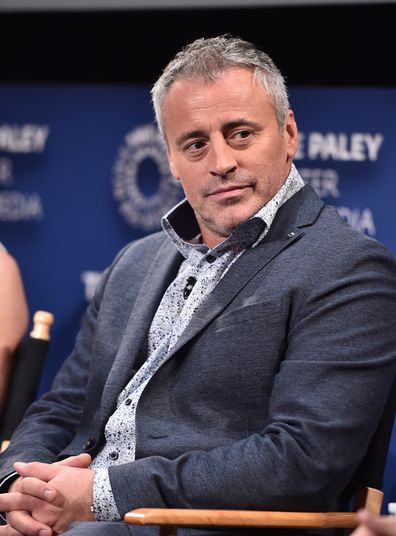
top-left (0, 249), bottom-right (29, 413)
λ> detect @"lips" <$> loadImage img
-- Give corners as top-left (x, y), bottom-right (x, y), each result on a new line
top-left (208, 185), bottom-right (250, 197)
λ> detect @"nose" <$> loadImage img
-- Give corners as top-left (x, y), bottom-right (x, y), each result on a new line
top-left (209, 138), bottom-right (237, 179)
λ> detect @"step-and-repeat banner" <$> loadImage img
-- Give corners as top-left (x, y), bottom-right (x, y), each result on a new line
top-left (1, 85), bottom-right (395, 507)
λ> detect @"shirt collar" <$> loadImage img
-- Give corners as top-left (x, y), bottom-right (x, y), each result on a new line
top-left (162, 163), bottom-right (305, 258)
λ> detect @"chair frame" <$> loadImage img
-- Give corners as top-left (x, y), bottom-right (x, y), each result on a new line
top-left (0, 310), bottom-right (54, 452)
top-left (124, 487), bottom-right (383, 536)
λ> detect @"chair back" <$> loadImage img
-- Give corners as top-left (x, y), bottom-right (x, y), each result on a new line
top-left (0, 310), bottom-right (54, 450)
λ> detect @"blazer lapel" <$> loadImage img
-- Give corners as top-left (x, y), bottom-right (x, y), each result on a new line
top-left (101, 239), bottom-right (182, 419)
top-left (168, 230), bottom-right (301, 357)
top-left (169, 185), bottom-right (324, 356)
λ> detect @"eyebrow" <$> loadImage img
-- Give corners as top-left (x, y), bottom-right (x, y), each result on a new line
top-left (175, 129), bottom-right (206, 148)
top-left (175, 118), bottom-right (263, 148)
top-left (223, 119), bottom-right (262, 132)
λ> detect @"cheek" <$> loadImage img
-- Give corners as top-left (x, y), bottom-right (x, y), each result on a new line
top-left (168, 149), bottom-right (191, 180)
top-left (178, 177), bottom-right (198, 201)
top-left (169, 154), bottom-right (190, 181)
top-left (173, 164), bottom-right (205, 199)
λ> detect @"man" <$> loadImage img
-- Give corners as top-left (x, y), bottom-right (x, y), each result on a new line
top-left (0, 35), bottom-right (395, 536)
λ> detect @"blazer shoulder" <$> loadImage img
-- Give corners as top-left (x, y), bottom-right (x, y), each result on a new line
top-left (114, 230), bottom-right (170, 264)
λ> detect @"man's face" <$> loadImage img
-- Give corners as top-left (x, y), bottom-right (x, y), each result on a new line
top-left (163, 67), bottom-right (298, 247)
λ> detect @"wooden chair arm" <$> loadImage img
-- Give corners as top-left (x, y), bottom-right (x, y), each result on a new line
top-left (124, 509), bottom-right (359, 529)
top-left (354, 487), bottom-right (383, 515)
top-left (124, 486), bottom-right (383, 532)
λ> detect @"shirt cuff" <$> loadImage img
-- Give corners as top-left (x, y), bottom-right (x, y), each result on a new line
top-left (92, 467), bottom-right (121, 521)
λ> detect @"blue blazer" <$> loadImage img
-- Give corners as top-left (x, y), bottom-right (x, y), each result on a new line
top-left (1, 185), bottom-right (396, 527)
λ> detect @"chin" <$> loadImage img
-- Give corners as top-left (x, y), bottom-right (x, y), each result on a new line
top-left (220, 217), bottom-right (250, 235)
top-left (228, 208), bottom-right (259, 227)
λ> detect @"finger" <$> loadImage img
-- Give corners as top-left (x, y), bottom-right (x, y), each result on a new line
top-left (357, 510), bottom-right (396, 536)
top-left (13, 454), bottom-right (92, 480)
top-left (0, 492), bottom-right (32, 512)
top-left (7, 509), bottom-right (53, 536)
top-left (0, 525), bottom-right (22, 536)
top-left (13, 462), bottom-right (57, 482)
top-left (0, 525), bottom-right (25, 536)
top-left (15, 477), bottom-right (57, 503)
top-left (0, 491), bottom-right (48, 514)
top-left (3, 489), bottom-right (63, 528)
top-left (7, 477), bottom-right (23, 494)
top-left (12, 478), bottom-right (67, 516)
top-left (55, 453), bottom-right (92, 468)
top-left (368, 515), bottom-right (396, 536)
top-left (357, 510), bottom-right (373, 523)
top-left (351, 527), bottom-right (372, 536)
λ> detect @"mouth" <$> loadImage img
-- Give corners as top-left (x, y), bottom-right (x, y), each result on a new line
top-left (208, 185), bottom-right (251, 199)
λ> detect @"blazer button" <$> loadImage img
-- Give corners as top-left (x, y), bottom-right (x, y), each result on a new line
top-left (84, 438), bottom-right (96, 450)
top-left (109, 451), bottom-right (119, 460)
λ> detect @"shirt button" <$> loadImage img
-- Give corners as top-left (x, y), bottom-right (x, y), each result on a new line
top-left (125, 398), bottom-right (132, 406)
top-left (83, 438), bottom-right (96, 450)
top-left (206, 254), bottom-right (216, 263)
top-left (109, 451), bottom-right (119, 460)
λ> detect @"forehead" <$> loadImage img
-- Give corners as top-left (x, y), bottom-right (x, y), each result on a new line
top-left (162, 67), bottom-right (272, 133)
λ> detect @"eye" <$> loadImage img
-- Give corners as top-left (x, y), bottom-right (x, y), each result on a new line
top-left (185, 140), bottom-right (206, 154)
top-left (232, 130), bottom-right (252, 141)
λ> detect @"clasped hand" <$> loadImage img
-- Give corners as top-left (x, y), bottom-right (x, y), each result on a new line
top-left (0, 453), bottom-right (95, 536)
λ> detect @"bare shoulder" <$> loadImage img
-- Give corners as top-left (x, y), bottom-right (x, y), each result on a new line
top-left (0, 249), bottom-right (29, 346)
top-left (0, 248), bottom-right (24, 285)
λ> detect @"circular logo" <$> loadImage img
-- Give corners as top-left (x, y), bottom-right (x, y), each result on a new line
top-left (112, 124), bottom-right (182, 232)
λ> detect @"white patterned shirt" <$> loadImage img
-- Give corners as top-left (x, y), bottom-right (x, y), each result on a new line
top-left (90, 164), bottom-right (304, 520)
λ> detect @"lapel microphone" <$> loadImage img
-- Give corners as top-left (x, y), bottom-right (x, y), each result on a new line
top-left (183, 276), bottom-right (197, 299)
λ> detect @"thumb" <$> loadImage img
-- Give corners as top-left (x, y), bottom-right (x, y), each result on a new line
top-left (56, 453), bottom-right (92, 468)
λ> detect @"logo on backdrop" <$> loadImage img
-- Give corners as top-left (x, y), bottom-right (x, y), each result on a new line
top-left (294, 130), bottom-right (384, 237)
top-left (112, 124), bottom-right (182, 232)
top-left (0, 123), bottom-right (49, 222)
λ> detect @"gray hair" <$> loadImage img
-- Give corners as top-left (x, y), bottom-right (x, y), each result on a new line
top-left (151, 34), bottom-right (290, 139)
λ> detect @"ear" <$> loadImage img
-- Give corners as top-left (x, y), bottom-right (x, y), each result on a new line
top-left (284, 110), bottom-right (299, 160)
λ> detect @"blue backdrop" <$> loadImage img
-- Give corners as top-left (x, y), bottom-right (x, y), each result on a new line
top-left (0, 84), bottom-right (395, 510)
